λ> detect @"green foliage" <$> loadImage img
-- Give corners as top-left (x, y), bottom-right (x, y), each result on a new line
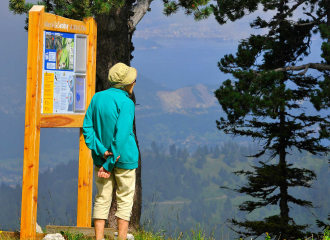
top-left (163, 1), bottom-right (180, 16)
top-left (324, 227), bottom-right (330, 240)
top-left (317, 213), bottom-right (330, 230)
top-left (8, 0), bottom-right (34, 15)
top-left (10, 0), bottom-right (212, 31)
top-left (8, 0), bottom-right (126, 30)
top-left (162, 0), bottom-right (213, 21)
top-left (136, 221), bottom-right (217, 240)
top-left (60, 231), bottom-right (88, 240)
top-left (9, 0), bottom-right (125, 17)
top-left (211, 0), bottom-right (259, 25)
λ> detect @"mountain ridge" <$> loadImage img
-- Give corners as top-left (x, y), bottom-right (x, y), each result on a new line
top-left (134, 75), bottom-right (219, 113)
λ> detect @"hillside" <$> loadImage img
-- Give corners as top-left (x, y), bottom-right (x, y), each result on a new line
top-left (1, 143), bottom-right (329, 239)
top-left (0, 74), bottom-right (228, 188)
top-left (133, 75), bottom-right (228, 151)
top-left (134, 78), bottom-right (218, 112)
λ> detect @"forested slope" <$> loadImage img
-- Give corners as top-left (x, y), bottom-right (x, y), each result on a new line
top-left (1, 142), bottom-right (329, 238)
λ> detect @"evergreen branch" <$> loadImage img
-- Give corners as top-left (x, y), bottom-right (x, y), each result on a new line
top-left (285, 112), bottom-right (327, 124)
top-left (287, 195), bottom-right (314, 208)
top-left (211, 0), bottom-right (260, 25)
top-left (224, 220), bottom-right (256, 240)
top-left (304, 11), bottom-right (319, 21)
top-left (260, 0), bottom-right (306, 51)
top-left (289, 12), bottom-right (326, 26)
top-left (274, 63), bottom-right (330, 75)
top-left (289, 19), bottom-right (324, 26)
top-left (245, 135), bottom-right (273, 159)
top-left (239, 195), bottom-right (279, 212)
top-left (228, 215), bottom-right (309, 239)
top-left (220, 0), bottom-right (311, 71)
top-left (9, 0), bottom-right (34, 14)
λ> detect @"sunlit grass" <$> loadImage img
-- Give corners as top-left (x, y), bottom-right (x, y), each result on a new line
top-left (1, 228), bottom-right (330, 240)
top-left (131, 226), bottom-right (216, 240)
top-left (0, 231), bottom-right (17, 240)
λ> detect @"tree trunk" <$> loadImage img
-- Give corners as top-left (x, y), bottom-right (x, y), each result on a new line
top-left (94, 0), bottom-right (142, 231)
top-left (279, 111), bottom-right (289, 237)
top-left (278, 142), bottom-right (289, 223)
top-left (278, 1), bottom-right (290, 229)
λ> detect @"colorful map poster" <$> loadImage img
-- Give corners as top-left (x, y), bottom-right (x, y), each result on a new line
top-left (54, 71), bottom-right (74, 113)
top-left (41, 31), bottom-right (86, 114)
top-left (43, 72), bottom-right (54, 113)
top-left (44, 31), bottom-right (74, 71)
top-left (42, 71), bottom-right (74, 113)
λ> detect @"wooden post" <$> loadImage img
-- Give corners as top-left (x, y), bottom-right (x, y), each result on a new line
top-left (76, 17), bottom-right (97, 227)
top-left (20, 6), bottom-right (44, 240)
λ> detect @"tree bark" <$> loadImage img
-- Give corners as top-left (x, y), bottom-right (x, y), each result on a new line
top-left (278, 111), bottom-right (289, 238)
top-left (93, 0), bottom-right (149, 231)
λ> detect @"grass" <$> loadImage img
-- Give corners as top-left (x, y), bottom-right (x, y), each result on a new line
top-left (61, 231), bottom-right (93, 240)
top-left (0, 233), bottom-right (15, 240)
top-left (133, 222), bottom-right (217, 240)
top-left (133, 228), bottom-right (213, 240)
top-left (1, 228), bottom-right (330, 240)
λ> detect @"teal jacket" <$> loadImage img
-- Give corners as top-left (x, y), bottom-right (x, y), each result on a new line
top-left (83, 88), bottom-right (139, 172)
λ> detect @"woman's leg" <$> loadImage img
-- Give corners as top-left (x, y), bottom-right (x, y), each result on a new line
top-left (114, 168), bottom-right (136, 239)
top-left (93, 166), bottom-right (115, 240)
top-left (117, 217), bottom-right (129, 240)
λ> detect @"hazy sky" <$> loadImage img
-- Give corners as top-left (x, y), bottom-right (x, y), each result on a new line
top-left (0, 0), bottom-right (324, 115)
top-left (0, 0), bottom-right (272, 92)
top-left (0, 0), bottom-right (322, 90)
top-left (0, 0), bottom-right (324, 156)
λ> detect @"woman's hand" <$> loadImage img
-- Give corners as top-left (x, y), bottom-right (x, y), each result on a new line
top-left (103, 150), bottom-right (112, 160)
top-left (98, 167), bottom-right (111, 178)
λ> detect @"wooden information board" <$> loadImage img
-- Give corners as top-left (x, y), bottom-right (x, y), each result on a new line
top-left (21, 6), bottom-right (97, 239)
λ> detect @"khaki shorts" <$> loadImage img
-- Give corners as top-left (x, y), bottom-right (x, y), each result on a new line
top-left (92, 166), bottom-right (136, 221)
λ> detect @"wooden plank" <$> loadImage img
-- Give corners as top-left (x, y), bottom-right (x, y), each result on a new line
top-left (40, 114), bottom-right (85, 128)
top-left (76, 18), bottom-right (97, 227)
top-left (1, 231), bottom-right (46, 240)
top-left (76, 129), bottom-right (93, 227)
top-left (45, 226), bottom-right (115, 238)
top-left (20, 5), bottom-right (44, 240)
top-left (43, 13), bottom-right (89, 34)
top-left (89, 18), bottom-right (97, 97)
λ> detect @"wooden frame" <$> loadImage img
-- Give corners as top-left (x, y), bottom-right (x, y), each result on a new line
top-left (20, 6), bottom-right (97, 240)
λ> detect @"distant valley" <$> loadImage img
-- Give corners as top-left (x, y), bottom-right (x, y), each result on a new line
top-left (133, 75), bottom-right (227, 151)
top-left (0, 74), bottom-right (228, 186)
top-left (0, 74), bottom-right (227, 160)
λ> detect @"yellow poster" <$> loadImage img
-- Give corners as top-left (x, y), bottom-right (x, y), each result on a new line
top-left (43, 72), bottom-right (54, 113)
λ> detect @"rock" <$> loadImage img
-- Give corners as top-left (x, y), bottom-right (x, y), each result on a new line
top-left (36, 222), bottom-right (43, 233)
top-left (114, 232), bottom-right (134, 240)
top-left (43, 233), bottom-right (65, 240)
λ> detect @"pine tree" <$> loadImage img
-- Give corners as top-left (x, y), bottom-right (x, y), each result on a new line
top-left (9, 0), bottom-right (213, 230)
top-left (213, 145), bottom-right (220, 158)
top-left (212, 0), bottom-right (330, 239)
top-left (169, 144), bottom-right (177, 157)
top-left (202, 145), bottom-right (209, 155)
top-left (182, 148), bottom-right (189, 163)
top-left (151, 141), bottom-right (159, 155)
